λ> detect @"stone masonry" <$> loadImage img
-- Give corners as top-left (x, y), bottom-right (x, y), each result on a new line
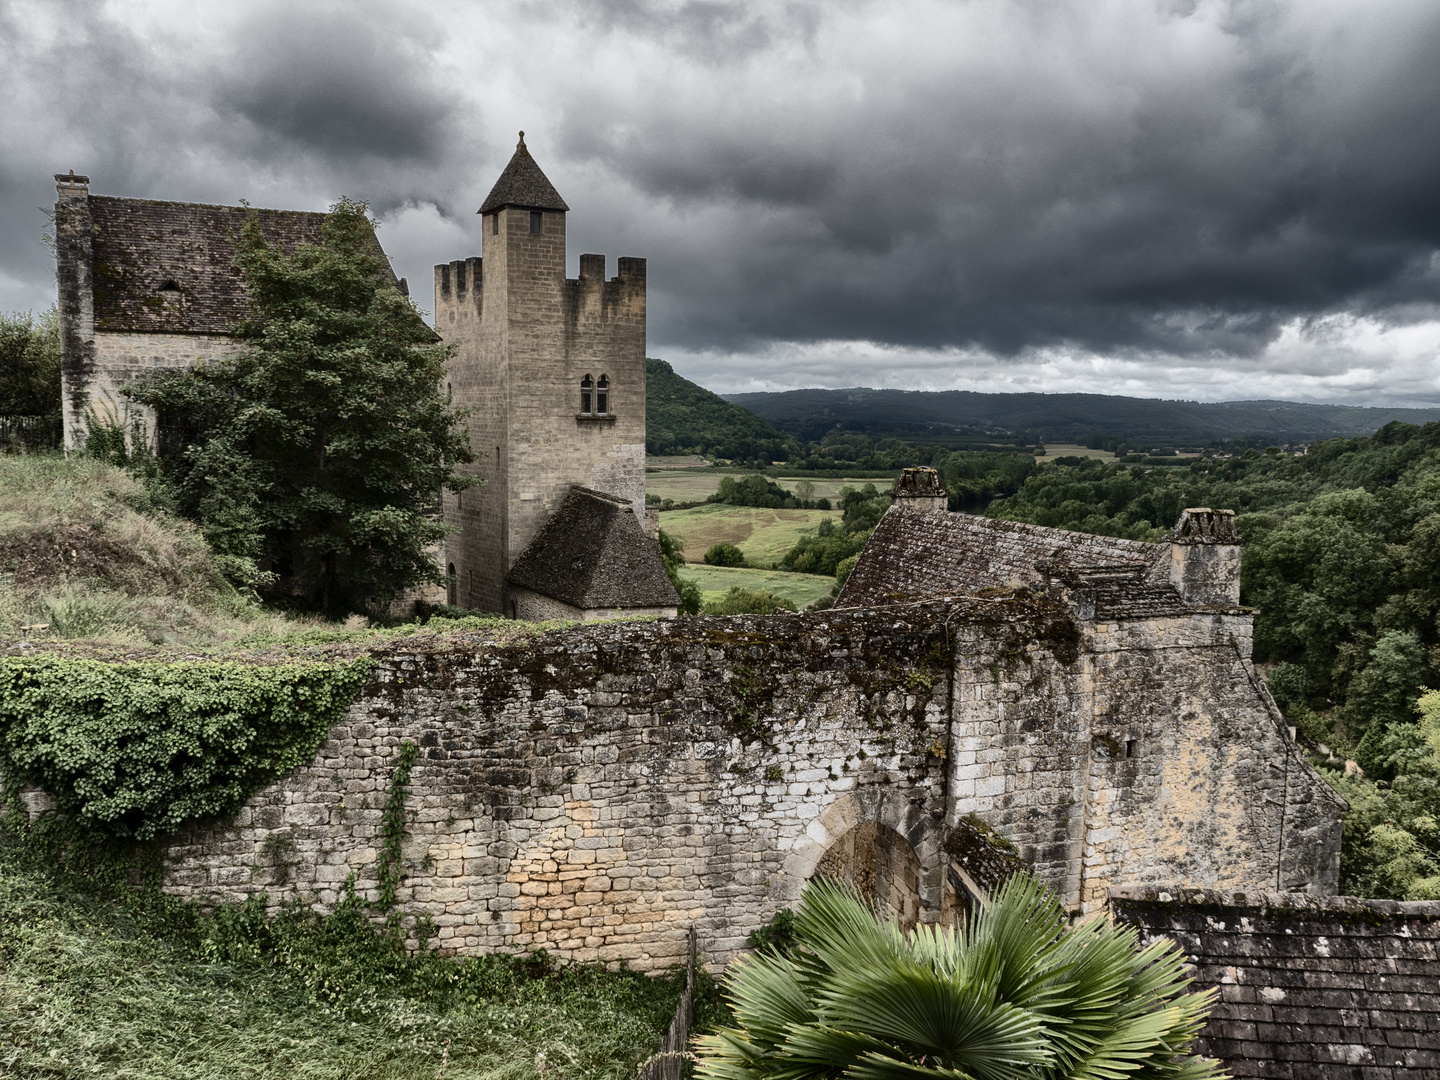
top-left (150, 592), bottom-right (1342, 972)
top-left (434, 136), bottom-right (648, 615)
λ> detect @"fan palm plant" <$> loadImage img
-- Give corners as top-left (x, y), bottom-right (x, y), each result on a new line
top-left (695, 874), bottom-right (1224, 1080)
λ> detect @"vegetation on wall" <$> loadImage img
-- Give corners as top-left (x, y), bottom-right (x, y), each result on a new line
top-left (696, 874), bottom-right (1221, 1080)
top-left (0, 655), bottom-right (371, 844)
top-left (125, 198), bottom-right (474, 615)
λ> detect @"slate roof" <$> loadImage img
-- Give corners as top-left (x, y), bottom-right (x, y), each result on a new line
top-left (835, 507), bottom-right (1163, 609)
top-left (478, 133), bottom-right (570, 214)
top-left (1111, 886), bottom-right (1440, 1079)
top-left (87, 196), bottom-right (400, 335)
top-left (506, 487), bottom-right (679, 610)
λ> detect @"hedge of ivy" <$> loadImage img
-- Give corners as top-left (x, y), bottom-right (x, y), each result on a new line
top-left (0, 655), bottom-right (372, 843)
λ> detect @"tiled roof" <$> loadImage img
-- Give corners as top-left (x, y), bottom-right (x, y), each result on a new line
top-left (835, 507), bottom-right (1162, 608)
top-left (506, 487), bottom-right (679, 610)
top-left (88, 196), bottom-right (400, 335)
top-left (478, 133), bottom-right (570, 215)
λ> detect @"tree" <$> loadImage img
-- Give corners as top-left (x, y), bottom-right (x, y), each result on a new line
top-left (658, 529), bottom-right (702, 615)
top-left (696, 874), bottom-right (1222, 1080)
top-left (128, 199), bottom-right (473, 614)
top-left (0, 308), bottom-right (62, 449)
top-left (704, 542), bottom-right (748, 567)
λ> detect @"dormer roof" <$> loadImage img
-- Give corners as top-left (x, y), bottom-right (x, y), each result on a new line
top-left (478, 132), bottom-right (570, 215)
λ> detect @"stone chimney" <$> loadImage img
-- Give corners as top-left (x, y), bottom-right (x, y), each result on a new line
top-left (54, 171), bottom-right (94, 453)
top-left (1165, 508), bottom-right (1241, 607)
top-left (891, 466), bottom-right (948, 513)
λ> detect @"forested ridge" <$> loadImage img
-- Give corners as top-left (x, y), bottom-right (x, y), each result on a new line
top-left (988, 422), bottom-right (1440, 899)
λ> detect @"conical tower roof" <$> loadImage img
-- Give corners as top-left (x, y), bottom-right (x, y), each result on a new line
top-left (477, 132), bottom-right (570, 214)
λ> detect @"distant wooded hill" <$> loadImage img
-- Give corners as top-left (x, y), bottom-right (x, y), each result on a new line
top-left (645, 358), bottom-right (791, 460)
top-left (724, 387), bottom-right (1440, 447)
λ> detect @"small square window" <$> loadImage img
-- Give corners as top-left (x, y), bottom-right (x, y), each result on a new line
top-left (529, 211), bottom-right (542, 234)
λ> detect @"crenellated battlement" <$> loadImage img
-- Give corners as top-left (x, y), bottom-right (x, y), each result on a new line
top-left (435, 257), bottom-right (483, 310)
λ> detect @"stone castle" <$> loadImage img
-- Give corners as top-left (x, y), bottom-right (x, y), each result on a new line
top-left (51, 135), bottom-right (676, 620)
top-left (37, 147), bottom-right (1432, 1080)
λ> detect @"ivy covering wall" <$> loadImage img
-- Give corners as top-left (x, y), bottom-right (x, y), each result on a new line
top-left (0, 655), bottom-right (372, 843)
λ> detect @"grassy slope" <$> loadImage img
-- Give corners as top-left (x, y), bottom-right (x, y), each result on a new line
top-left (0, 838), bottom-right (685, 1079)
top-left (0, 455), bottom-right (317, 648)
top-left (658, 504), bottom-right (841, 567)
top-left (676, 564), bottom-right (836, 608)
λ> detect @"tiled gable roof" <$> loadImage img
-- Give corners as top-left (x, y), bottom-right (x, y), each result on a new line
top-left (506, 487), bottom-right (679, 610)
top-left (835, 507), bottom-right (1163, 608)
top-left (478, 134), bottom-right (570, 214)
top-left (88, 196), bottom-right (400, 335)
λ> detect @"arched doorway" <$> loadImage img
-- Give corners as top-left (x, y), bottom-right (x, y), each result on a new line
top-left (812, 820), bottom-right (923, 932)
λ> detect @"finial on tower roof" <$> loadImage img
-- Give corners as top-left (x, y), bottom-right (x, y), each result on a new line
top-left (478, 132), bottom-right (569, 215)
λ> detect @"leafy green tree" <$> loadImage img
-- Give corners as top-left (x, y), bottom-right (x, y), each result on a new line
top-left (658, 529), bottom-right (702, 615)
top-left (781, 518), bottom-right (868, 577)
top-left (712, 474), bottom-right (796, 509)
top-left (1333, 689), bottom-right (1440, 899)
top-left (704, 542), bottom-right (748, 568)
top-left (128, 198), bottom-right (473, 614)
top-left (0, 308), bottom-right (60, 418)
top-left (696, 874), bottom-right (1222, 1080)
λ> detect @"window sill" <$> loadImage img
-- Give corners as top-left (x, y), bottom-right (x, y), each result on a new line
top-left (576, 413), bottom-right (617, 424)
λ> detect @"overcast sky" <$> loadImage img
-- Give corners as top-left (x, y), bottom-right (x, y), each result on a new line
top-left (3, 0), bottom-right (1439, 403)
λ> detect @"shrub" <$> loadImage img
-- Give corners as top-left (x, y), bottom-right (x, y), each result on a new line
top-left (702, 588), bottom-right (796, 616)
top-left (703, 542), bottom-right (748, 567)
top-left (697, 875), bottom-right (1222, 1080)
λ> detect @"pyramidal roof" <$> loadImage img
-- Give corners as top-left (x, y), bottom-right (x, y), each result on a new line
top-left (506, 487), bottom-right (679, 610)
top-left (478, 132), bottom-right (570, 215)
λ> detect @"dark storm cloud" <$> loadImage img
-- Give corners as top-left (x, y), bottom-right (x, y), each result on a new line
top-left (559, 0), bottom-right (1440, 358)
top-left (212, 3), bottom-right (455, 166)
top-left (2, 0), bottom-right (1438, 396)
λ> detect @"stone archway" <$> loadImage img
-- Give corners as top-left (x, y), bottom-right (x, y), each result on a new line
top-left (813, 820), bottom-right (924, 931)
top-left (780, 791), bottom-right (944, 926)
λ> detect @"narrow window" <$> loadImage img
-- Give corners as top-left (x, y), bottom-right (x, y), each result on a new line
top-left (446, 563), bottom-right (457, 607)
top-left (596, 374), bottom-right (609, 415)
top-left (580, 374), bottom-right (593, 414)
top-left (529, 211), bottom-right (542, 234)
top-left (491, 213), bottom-right (498, 236)
top-left (1124, 739), bottom-right (1137, 759)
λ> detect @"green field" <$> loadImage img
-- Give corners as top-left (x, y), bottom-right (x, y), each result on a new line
top-left (676, 564), bottom-right (837, 609)
top-left (1034, 443), bottom-right (1115, 461)
top-left (659, 504), bottom-right (841, 566)
top-left (646, 471), bottom-right (890, 504)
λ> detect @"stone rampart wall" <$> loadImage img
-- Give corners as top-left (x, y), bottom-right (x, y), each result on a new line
top-left (8, 596), bottom-right (1338, 973)
top-left (161, 607), bottom-right (957, 972)
top-left (1112, 886), bottom-right (1440, 1079)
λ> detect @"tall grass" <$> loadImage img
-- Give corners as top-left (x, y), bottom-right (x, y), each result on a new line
top-left (0, 831), bottom-right (690, 1078)
top-left (0, 455), bottom-right (312, 647)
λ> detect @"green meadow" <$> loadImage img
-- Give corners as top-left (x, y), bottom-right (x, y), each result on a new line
top-left (675, 564), bottom-right (837, 609)
top-left (657, 504), bottom-right (841, 567)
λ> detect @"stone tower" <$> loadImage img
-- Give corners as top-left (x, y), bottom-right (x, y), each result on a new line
top-left (435, 134), bottom-right (649, 614)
